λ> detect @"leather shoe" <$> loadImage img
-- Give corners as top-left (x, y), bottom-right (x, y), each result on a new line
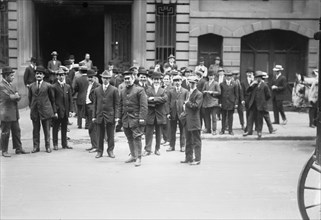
top-left (46, 148), bottom-right (52, 153)
top-left (135, 158), bottom-right (141, 167)
top-left (219, 131), bottom-right (225, 135)
top-left (32, 148), bottom-right (40, 153)
top-left (2, 152), bottom-right (11, 157)
top-left (53, 145), bottom-right (58, 151)
top-left (257, 132), bottom-right (262, 139)
top-left (154, 150), bottom-right (160, 156)
top-left (166, 147), bottom-right (175, 152)
top-left (180, 147), bottom-right (185, 152)
top-left (180, 160), bottom-right (192, 164)
top-left (125, 157), bottom-right (136, 163)
top-left (229, 131), bottom-right (234, 136)
top-left (309, 125), bottom-right (316, 128)
top-left (63, 146), bottom-right (73, 149)
top-left (190, 161), bottom-right (201, 165)
top-left (15, 149), bottom-right (28, 154)
top-left (282, 119), bottom-right (287, 125)
top-left (78, 126), bottom-right (82, 129)
top-left (95, 152), bottom-right (103, 158)
top-left (89, 148), bottom-right (97, 153)
top-left (142, 150), bottom-right (152, 157)
top-left (68, 121), bottom-right (73, 125)
top-left (269, 129), bottom-right (277, 134)
top-left (107, 151), bottom-right (115, 158)
top-left (86, 147), bottom-right (94, 151)
top-left (211, 131), bottom-right (217, 135)
top-left (243, 132), bottom-right (252, 137)
top-left (272, 122), bottom-right (279, 124)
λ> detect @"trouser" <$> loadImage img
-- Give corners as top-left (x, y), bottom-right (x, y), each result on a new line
top-left (263, 111), bottom-right (274, 133)
top-left (97, 122), bottom-right (115, 153)
top-left (221, 109), bottom-right (234, 132)
top-left (200, 107), bottom-right (205, 129)
top-left (309, 102), bottom-right (318, 126)
top-left (204, 107), bottom-right (220, 132)
top-left (236, 104), bottom-right (244, 127)
top-left (256, 110), bottom-right (265, 133)
top-left (185, 129), bottom-right (201, 162)
top-left (161, 118), bottom-right (171, 142)
top-left (85, 104), bottom-right (97, 149)
top-left (1, 120), bottom-right (22, 152)
top-left (52, 115), bottom-right (68, 147)
top-left (123, 126), bottom-right (143, 159)
top-left (170, 117), bottom-right (186, 150)
top-left (145, 121), bottom-right (162, 152)
top-left (32, 118), bottom-right (51, 150)
top-left (77, 104), bottom-right (85, 127)
top-left (272, 98), bottom-right (286, 123)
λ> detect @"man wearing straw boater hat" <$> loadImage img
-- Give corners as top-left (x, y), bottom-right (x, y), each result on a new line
top-left (0, 66), bottom-right (28, 157)
top-left (92, 69), bottom-right (119, 159)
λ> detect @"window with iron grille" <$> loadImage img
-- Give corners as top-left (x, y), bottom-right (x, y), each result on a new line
top-left (0, 1), bottom-right (9, 67)
top-left (155, 4), bottom-right (176, 64)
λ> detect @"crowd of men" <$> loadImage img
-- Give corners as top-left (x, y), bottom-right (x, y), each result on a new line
top-left (1, 51), bottom-right (297, 167)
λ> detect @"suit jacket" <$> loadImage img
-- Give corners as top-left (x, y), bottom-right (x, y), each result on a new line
top-left (87, 81), bottom-right (100, 104)
top-left (117, 84), bottom-right (148, 128)
top-left (220, 80), bottom-right (239, 110)
top-left (196, 77), bottom-right (208, 92)
top-left (163, 85), bottom-right (174, 114)
top-left (28, 81), bottom-right (56, 121)
top-left (53, 82), bottom-right (73, 118)
top-left (185, 88), bottom-right (203, 131)
top-left (247, 81), bottom-right (271, 111)
top-left (0, 80), bottom-right (20, 121)
top-left (202, 80), bottom-right (221, 108)
top-left (145, 85), bottom-right (168, 125)
top-left (241, 78), bottom-right (252, 109)
top-left (73, 74), bottom-right (88, 105)
top-left (93, 84), bottom-right (119, 124)
top-left (168, 86), bottom-right (189, 120)
top-left (23, 65), bottom-right (36, 86)
top-left (234, 79), bottom-right (244, 103)
top-left (272, 74), bottom-right (287, 101)
top-left (47, 60), bottom-right (61, 73)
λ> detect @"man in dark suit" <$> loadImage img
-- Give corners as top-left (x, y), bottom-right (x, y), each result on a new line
top-left (167, 75), bottom-right (189, 152)
top-left (143, 72), bottom-right (168, 156)
top-left (23, 57), bottom-right (37, 88)
top-left (52, 68), bottom-right (73, 150)
top-left (137, 67), bottom-right (150, 91)
top-left (28, 66), bottom-right (56, 153)
top-left (271, 65), bottom-right (287, 125)
top-left (83, 69), bottom-right (100, 153)
top-left (232, 70), bottom-right (245, 130)
top-left (161, 73), bottom-right (173, 146)
top-left (181, 76), bottom-right (203, 165)
top-left (73, 66), bottom-right (88, 129)
top-left (245, 71), bottom-right (271, 138)
top-left (241, 68), bottom-right (254, 132)
top-left (47, 51), bottom-right (61, 84)
top-left (0, 66), bottom-right (28, 157)
top-left (116, 71), bottom-right (148, 167)
top-left (93, 70), bottom-right (119, 158)
top-left (219, 71), bottom-right (239, 135)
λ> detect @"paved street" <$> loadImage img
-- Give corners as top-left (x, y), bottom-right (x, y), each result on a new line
top-left (0, 109), bottom-right (320, 219)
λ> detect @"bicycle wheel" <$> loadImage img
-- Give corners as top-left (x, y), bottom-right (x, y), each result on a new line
top-left (297, 154), bottom-right (321, 220)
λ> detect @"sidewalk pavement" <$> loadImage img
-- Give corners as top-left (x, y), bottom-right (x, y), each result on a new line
top-left (17, 107), bottom-right (316, 142)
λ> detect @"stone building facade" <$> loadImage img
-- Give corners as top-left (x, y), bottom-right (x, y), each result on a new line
top-left (0, 0), bottom-right (320, 106)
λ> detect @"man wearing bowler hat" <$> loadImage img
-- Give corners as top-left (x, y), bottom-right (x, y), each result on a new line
top-left (137, 66), bottom-right (150, 91)
top-left (29, 66), bottom-right (56, 153)
top-left (181, 75), bottom-right (203, 165)
top-left (0, 66), bottom-right (28, 157)
top-left (24, 57), bottom-right (37, 88)
top-left (84, 69), bottom-right (100, 153)
top-left (143, 71), bottom-right (168, 156)
top-left (93, 70), bottom-right (119, 158)
top-left (219, 71), bottom-right (239, 135)
top-left (271, 65), bottom-right (287, 125)
top-left (47, 51), bottom-right (61, 84)
top-left (52, 68), bottom-right (73, 150)
top-left (116, 70), bottom-right (148, 167)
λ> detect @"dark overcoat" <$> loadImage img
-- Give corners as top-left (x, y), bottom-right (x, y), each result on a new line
top-left (185, 88), bottom-right (203, 131)
top-left (53, 82), bottom-right (73, 118)
top-left (168, 87), bottom-right (189, 120)
top-left (220, 80), bottom-right (239, 110)
top-left (271, 74), bottom-right (287, 101)
top-left (145, 85), bottom-right (168, 125)
top-left (0, 80), bottom-right (20, 121)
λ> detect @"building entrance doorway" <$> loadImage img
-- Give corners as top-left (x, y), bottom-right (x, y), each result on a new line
top-left (198, 34), bottom-right (223, 68)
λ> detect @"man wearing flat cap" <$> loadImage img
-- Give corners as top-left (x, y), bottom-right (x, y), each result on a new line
top-left (29, 66), bottom-right (56, 153)
top-left (0, 66), bottom-right (28, 157)
top-left (181, 75), bottom-right (203, 165)
top-left (166, 74), bottom-right (189, 152)
top-left (52, 68), bottom-right (73, 150)
top-left (219, 71), bottom-right (239, 135)
top-left (84, 69), bottom-right (100, 153)
top-left (92, 70), bottom-right (119, 159)
top-left (24, 57), bottom-right (37, 88)
top-left (47, 51), bottom-right (61, 84)
top-left (271, 65), bottom-right (287, 125)
top-left (244, 71), bottom-right (271, 138)
top-left (116, 70), bottom-right (148, 167)
top-left (143, 72), bottom-right (168, 156)
top-left (164, 54), bottom-right (178, 72)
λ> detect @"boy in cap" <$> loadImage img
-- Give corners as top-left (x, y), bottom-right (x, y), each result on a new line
top-left (24, 57), bottom-right (37, 88)
top-left (1, 66), bottom-right (28, 157)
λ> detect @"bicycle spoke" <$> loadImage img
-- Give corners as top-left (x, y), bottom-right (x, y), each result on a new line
top-left (311, 165), bottom-right (321, 173)
top-left (306, 203), bottom-right (321, 209)
top-left (304, 186), bottom-right (321, 190)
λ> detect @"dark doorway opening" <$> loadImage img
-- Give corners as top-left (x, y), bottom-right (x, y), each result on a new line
top-left (36, 2), bottom-right (104, 73)
top-left (198, 34), bottom-right (223, 68)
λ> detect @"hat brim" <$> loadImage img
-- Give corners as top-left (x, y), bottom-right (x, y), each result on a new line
top-left (273, 68), bottom-right (283, 71)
